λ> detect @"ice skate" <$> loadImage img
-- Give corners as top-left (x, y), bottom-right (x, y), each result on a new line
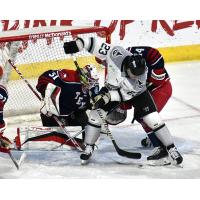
top-left (167, 145), bottom-right (183, 165)
top-left (146, 146), bottom-right (170, 165)
top-left (80, 144), bottom-right (95, 165)
top-left (147, 146), bottom-right (168, 160)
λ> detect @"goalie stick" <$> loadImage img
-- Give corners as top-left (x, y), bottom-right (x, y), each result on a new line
top-left (7, 58), bottom-right (84, 152)
top-left (0, 147), bottom-right (20, 169)
top-left (72, 55), bottom-right (141, 159)
top-left (8, 151), bottom-right (20, 170)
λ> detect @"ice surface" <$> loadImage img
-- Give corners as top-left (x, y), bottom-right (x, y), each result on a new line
top-left (1, 61), bottom-right (200, 179)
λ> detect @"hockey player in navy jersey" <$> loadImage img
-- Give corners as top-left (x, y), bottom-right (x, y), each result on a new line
top-left (63, 38), bottom-right (183, 165)
top-left (124, 46), bottom-right (172, 149)
top-left (0, 66), bottom-right (12, 153)
top-left (32, 64), bottom-right (100, 148)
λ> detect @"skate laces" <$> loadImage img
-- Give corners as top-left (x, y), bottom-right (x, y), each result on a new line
top-left (168, 147), bottom-right (180, 159)
top-left (84, 145), bottom-right (95, 155)
top-left (151, 146), bottom-right (163, 155)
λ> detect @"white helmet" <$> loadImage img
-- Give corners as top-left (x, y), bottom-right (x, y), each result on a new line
top-left (80, 64), bottom-right (99, 89)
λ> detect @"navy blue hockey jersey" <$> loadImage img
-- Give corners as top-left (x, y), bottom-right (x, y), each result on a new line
top-left (36, 69), bottom-right (99, 116)
top-left (0, 85), bottom-right (8, 124)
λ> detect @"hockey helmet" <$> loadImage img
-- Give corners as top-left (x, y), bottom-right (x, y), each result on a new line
top-left (79, 64), bottom-right (99, 89)
top-left (124, 54), bottom-right (146, 77)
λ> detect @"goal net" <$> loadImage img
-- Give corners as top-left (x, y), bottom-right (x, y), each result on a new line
top-left (0, 26), bottom-right (110, 119)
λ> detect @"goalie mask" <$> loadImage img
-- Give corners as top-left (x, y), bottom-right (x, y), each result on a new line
top-left (79, 64), bottom-right (99, 89)
top-left (124, 54), bottom-right (146, 78)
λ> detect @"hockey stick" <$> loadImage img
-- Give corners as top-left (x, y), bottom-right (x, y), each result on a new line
top-left (0, 138), bottom-right (20, 169)
top-left (72, 56), bottom-right (141, 159)
top-left (7, 59), bottom-right (84, 151)
top-left (96, 109), bottom-right (141, 159)
top-left (0, 147), bottom-right (19, 169)
top-left (8, 151), bottom-right (19, 170)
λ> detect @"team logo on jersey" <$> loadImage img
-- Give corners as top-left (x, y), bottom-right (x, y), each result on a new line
top-left (138, 80), bottom-right (144, 88)
top-left (135, 48), bottom-right (145, 55)
top-left (127, 91), bottom-right (136, 96)
top-left (112, 48), bottom-right (123, 57)
top-left (143, 106), bottom-right (150, 112)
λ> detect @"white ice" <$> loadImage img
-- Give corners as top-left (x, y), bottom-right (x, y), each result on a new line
top-left (0, 61), bottom-right (200, 179)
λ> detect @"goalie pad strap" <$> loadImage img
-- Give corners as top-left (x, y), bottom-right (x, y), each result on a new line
top-left (22, 131), bottom-right (82, 147)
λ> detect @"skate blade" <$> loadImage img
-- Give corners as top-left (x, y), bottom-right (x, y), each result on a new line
top-left (146, 157), bottom-right (171, 166)
top-left (81, 159), bottom-right (89, 165)
top-left (169, 159), bottom-right (184, 168)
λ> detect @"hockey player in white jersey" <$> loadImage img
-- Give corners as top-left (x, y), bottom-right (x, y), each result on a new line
top-left (63, 38), bottom-right (183, 165)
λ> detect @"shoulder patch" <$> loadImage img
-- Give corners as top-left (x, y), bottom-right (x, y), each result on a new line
top-left (112, 48), bottom-right (123, 57)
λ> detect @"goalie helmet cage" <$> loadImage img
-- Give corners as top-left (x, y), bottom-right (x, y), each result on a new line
top-left (0, 26), bottom-right (111, 118)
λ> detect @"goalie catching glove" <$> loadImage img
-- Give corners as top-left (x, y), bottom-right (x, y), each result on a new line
top-left (91, 87), bottom-right (111, 109)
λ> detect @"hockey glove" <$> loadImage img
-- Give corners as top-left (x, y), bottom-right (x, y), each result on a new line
top-left (92, 87), bottom-right (111, 109)
top-left (0, 135), bottom-right (12, 152)
top-left (63, 38), bottom-right (84, 54)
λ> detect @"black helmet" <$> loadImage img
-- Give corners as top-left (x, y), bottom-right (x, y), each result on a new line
top-left (123, 54), bottom-right (146, 77)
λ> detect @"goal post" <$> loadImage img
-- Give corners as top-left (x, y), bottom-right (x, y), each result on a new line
top-left (0, 26), bottom-right (111, 118)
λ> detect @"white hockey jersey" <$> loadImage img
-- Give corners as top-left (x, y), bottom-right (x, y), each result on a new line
top-left (79, 38), bottom-right (147, 102)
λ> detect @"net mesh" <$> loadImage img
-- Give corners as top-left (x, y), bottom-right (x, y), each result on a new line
top-left (0, 27), bottom-right (109, 117)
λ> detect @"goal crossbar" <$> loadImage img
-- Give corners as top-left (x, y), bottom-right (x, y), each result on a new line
top-left (0, 26), bottom-right (110, 42)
